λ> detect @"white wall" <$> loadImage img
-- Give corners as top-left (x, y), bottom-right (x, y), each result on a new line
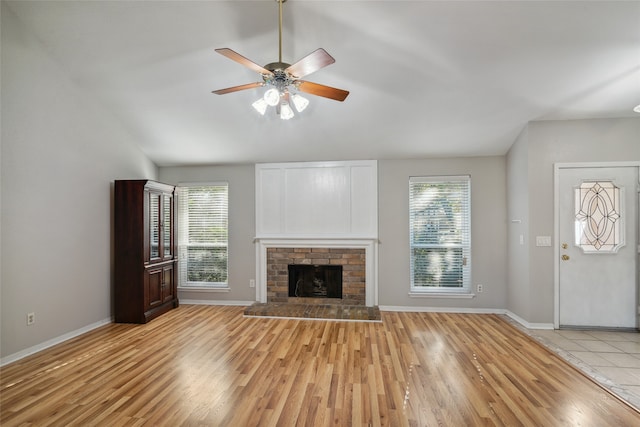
top-left (1, 4), bottom-right (157, 360)
top-left (158, 165), bottom-right (256, 304)
top-left (159, 157), bottom-right (509, 310)
top-left (506, 128), bottom-right (531, 320)
top-left (506, 118), bottom-right (640, 324)
top-left (377, 157), bottom-right (508, 309)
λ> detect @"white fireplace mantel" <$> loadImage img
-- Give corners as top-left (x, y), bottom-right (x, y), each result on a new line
top-left (255, 238), bottom-right (379, 307)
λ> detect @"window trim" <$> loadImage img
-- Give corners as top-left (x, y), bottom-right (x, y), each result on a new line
top-left (177, 182), bottom-right (229, 290)
top-left (409, 175), bottom-right (472, 295)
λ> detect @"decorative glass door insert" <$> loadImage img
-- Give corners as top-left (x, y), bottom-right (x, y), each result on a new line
top-left (574, 180), bottom-right (624, 253)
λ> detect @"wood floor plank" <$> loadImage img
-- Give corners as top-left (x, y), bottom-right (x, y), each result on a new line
top-left (1, 306), bottom-right (639, 426)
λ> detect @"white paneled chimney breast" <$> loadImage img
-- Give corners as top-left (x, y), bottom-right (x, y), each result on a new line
top-left (255, 161), bottom-right (378, 306)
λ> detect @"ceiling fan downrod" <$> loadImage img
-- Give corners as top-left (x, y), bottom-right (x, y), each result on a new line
top-left (278, 0), bottom-right (286, 64)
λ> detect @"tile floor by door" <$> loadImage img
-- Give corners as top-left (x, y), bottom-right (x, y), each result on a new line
top-left (524, 327), bottom-right (640, 410)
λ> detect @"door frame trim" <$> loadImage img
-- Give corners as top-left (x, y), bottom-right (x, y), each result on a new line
top-left (553, 161), bottom-right (640, 329)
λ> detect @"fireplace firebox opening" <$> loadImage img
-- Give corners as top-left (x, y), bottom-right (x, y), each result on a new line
top-left (288, 265), bottom-right (343, 299)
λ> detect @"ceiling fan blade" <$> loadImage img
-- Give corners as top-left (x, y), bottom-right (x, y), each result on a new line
top-left (285, 48), bottom-right (335, 78)
top-left (212, 82), bottom-right (264, 95)
top-left (297, 81), bottom-right (349, 102)
top-left (215, 48), bottom-right (273, 75)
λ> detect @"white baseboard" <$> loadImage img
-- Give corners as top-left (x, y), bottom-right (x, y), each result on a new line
top-left (180, 299), bottom-right (254, 306)
top-left (504, 310), bottom-right (555, 330)
top-left (1, 317), bottom-right (112, 367)
top-left (379, 305), bottom-right (506, 314)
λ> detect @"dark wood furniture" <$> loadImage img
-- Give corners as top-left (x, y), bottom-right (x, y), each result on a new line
top-left (114, 180), bottom-right (178, 323)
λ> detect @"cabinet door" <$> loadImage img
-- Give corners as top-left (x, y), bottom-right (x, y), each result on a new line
top-left (145, 266), bottom-right (164, 310)
top-left (162, 264), bottom-right (175, 303)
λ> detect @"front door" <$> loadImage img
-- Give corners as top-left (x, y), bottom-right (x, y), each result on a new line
top-left (558, 165), bottom-right (638, 329)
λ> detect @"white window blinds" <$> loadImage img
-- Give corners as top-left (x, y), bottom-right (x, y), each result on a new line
top-left (409, 176), bottom-right (471, 292)
top-left (177, 184), bottom-right (228, 287)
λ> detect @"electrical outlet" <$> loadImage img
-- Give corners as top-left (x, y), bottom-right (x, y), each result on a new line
top-left (476, 284), bottom-right (483, 293)
top-left (27, 312), bottom-right (35, 326)
top-left (249, 279), bottom-right (255, 288)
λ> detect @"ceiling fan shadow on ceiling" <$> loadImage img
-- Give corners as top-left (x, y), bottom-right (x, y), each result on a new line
top-left (212, 0), bottom-right (349, 120)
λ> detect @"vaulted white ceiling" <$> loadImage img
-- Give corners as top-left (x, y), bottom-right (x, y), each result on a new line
top-left (5, 0), bottom-right (640, 166)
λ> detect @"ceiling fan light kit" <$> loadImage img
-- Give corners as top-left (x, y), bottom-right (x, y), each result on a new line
top-left (212, 0), bottom-right (348, 120)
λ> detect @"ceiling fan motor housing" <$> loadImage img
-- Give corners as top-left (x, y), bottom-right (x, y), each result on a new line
top-left (264, 62), bottom-right (295, 91)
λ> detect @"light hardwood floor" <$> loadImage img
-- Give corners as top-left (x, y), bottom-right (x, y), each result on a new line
top-left (2, 305), bottom-right (639, 426)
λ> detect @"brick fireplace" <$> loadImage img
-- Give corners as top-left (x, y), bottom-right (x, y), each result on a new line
top-left (267, 247), bottom-right (366, 305)
top-left (255, 239), bottom-right (378, 307)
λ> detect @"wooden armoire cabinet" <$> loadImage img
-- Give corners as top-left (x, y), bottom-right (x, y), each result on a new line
top-left (114, 180), bottom-right (179, 323)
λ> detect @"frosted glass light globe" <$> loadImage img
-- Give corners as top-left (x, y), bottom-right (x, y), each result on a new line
top-left (252, 98), bottom-right (268, 115)
top-left (263, 88), bottom-right (281, 106)
top-left (292, 94), bottom-right (309, 112)
top-left (280, 103), bottom-right (295, 120)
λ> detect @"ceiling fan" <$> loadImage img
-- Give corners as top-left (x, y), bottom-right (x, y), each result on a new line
top-left (212, 0), bottom-right (349, 119)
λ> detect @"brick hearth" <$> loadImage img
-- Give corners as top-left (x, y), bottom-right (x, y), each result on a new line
top-left (244, 303), bottom-right (381, 321)
top-left (266, 247), bottom-right (366, 305)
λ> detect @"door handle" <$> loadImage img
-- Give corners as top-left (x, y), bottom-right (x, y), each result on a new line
top-left (561, 254), bottom-right (570, 261)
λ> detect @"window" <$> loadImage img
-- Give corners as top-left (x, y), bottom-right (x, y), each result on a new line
top-left (177, 183), bottom-right (228, 288)
top-left (409, 176), bottom-right (471, 293)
